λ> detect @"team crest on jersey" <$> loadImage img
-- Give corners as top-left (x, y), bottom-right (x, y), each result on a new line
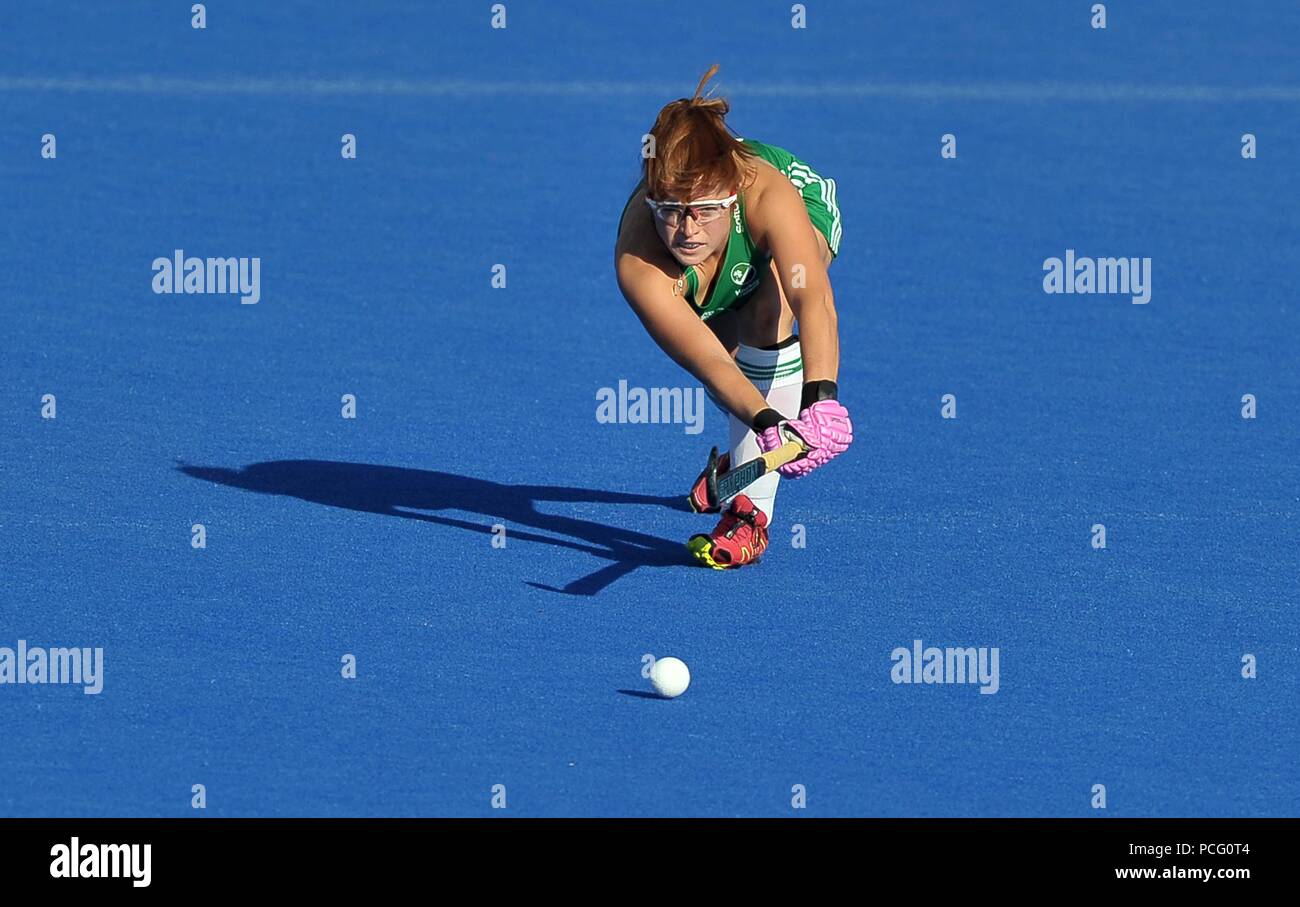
top-left (731, 262), bottom-right (758, 289)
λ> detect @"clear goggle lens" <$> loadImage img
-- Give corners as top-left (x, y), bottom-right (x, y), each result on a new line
top-left (646, 194), bottom-right (736, 228)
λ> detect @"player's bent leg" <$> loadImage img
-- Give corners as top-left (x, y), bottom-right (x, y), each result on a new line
top-left (705, 306), bottom-right (741, 357)
top-left (689, 249), bottom-right (827, 567)
top-left (738, 256), bottom-right (796, 349)
top-left (728, 258), bottom-right (803, 524)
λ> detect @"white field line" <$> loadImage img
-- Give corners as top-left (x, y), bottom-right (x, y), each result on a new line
top-left (1, 75), bottom-right (1299, 102)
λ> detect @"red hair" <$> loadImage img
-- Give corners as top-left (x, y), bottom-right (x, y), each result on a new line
top-left (642, 64), bottom-right (758, 202)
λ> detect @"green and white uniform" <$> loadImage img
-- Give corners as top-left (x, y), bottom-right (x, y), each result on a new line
top-left (619, 138), bottom-right (842, 322)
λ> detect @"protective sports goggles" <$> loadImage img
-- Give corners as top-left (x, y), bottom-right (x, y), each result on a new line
top-left (644, 194), bottom-right (738, 227)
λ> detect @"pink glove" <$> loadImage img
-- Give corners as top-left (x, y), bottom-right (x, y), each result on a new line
top-left (757, 400), bottom-right (854, 478)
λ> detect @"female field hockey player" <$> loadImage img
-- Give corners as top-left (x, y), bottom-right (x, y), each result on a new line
top-left (614, 65), bottom-right (854, 569)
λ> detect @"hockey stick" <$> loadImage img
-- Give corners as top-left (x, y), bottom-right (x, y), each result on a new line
top-left (693, 426), bottom-right (808, 512)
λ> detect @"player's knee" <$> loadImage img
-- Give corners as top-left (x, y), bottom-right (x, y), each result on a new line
top-left (749, 308), bottom-right (782, 345)
top-left (743, 293), bottom-right (785, 346)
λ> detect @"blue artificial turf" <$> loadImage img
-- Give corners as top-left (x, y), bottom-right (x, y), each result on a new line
top-left (1, 0), bottom-right (1296, 817)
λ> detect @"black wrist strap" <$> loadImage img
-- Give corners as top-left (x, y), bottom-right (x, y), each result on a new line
top-left (751, 408), bottom-right (784, 432)
top-left (800, 379), bottom-right (839, 412)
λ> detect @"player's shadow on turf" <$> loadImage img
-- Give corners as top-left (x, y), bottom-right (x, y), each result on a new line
top-left (177, 459), bottom-right (693, 596)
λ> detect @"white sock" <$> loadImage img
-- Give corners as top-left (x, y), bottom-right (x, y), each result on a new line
top-left (728, 338), bottom-right (803, 523)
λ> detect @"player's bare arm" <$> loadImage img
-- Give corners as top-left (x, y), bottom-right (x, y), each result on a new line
top-left (615, 213), bottom-right (774, 427)
top-left (744, 167), bottom-right (841, 384)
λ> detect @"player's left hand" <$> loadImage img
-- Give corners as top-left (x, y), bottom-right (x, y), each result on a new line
top-left (757, 399), bottom-right (854, 478)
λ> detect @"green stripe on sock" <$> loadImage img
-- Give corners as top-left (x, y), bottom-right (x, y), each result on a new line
top-left (738, 359), bottom-right (803, 379)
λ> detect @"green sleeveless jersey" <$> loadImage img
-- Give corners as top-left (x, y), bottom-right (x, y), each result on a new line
top-left (619, 137), bottom-right (841, 321)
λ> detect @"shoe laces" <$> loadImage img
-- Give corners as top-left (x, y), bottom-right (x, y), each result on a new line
top-left (720, 503), bottom-right (760, 540)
